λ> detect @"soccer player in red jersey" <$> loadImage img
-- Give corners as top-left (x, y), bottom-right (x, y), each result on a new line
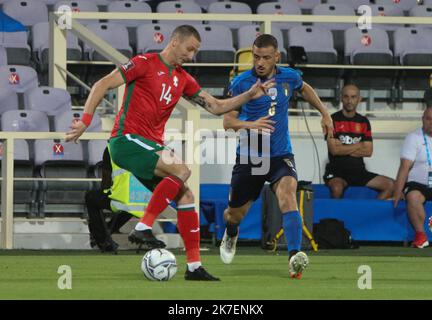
top-left (66, 25), bottom-right (274, 281)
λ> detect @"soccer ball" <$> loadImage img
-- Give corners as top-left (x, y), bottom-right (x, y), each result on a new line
top-left (141, 248), bottom-right (178, 281)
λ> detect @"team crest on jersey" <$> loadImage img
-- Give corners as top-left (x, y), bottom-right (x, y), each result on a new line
top-left (355, 123), bottom-right (362, 132)
top-left (173, 76), bottom-right (179, 87)
top-left (121, 60), bottom-right (135, 72)
top-left (268, 87), bottom-right (277, 100)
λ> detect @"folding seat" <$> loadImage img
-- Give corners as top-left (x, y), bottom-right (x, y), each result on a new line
top-left (0, 87), bottom-right (18, 116)
top-left (374, 0), bottom-right (417, 12)
top-left (0, 139), bottom-right (37, 217)
top-left (312, 3), bottom-right (356, 56)
top-left (54, 110), bottom-right (102, 132)
top-left (156, 1), bottom-right (203, 26)
top-left (194, 0), bottom-right (219, 11)
top-left (84, 23), bottom-right (133, 61)
top-left (32, 22), bottom-right (82, 73)
top-left (107, 1), bottom-right (152, 28)
top-left (53, 0), bottom-right (99, 26)
top-left (344, 27), bottom-right (395, 90)
top-left (1, 110), bottom-right (50, 132)
top-left (368, 4), bottom-right (405, 31)
top-left (0, 46), bottom-right (7, 66)
top-left (193, 25), bottom-right (236, 92)
top-left (288, 26), bottom-right (339, 93)
top-left (256, 2), bottom-right (302, 31)
top-left (207, 1), bottom-right (252, 30)
top-left (278, 0), bottom-right (320, 11)
top-left (0, 30), bottom-right (31, 66)
top-left (24, 86), bottom-right (71, 116)
top-left (0, 65), bottom-right (38, 94)
top-left (2, 0), bottom-right (48, 28)
top-left (237, 25), bottom-right (287, 63)
top-left (409, 5), bottom-right (432, 28)
top-left (34, 139), bottom-right (91, 217)
top-left (393, 27), bottom-right (432, 92)
top-left (136, 23), bottom-right (175, 54)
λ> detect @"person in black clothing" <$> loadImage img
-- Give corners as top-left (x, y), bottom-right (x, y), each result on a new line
top-left (323, 84), bottom-right (394, 199)
top-left (85, 147), bottom-right (133, 253)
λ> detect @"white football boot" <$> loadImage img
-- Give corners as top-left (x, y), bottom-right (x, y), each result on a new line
top-left (289, 251), bottom-right (309, 279)
top-left (219, 229), bottom-right (239, 264)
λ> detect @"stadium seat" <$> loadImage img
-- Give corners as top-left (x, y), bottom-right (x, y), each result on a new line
top-left (237, 25), bottom-right (287, 63)
top-left (0, 87), bottom-right (18, 116)
top-left (193, 25), bottom-right (236, 92)
top-left (84, 23), bottom-right (133, 61)
top-left (409, 5), bottom-right (432, 28)
top-left (0, 139), bottom-right (37, 217)
top-left (136, 23), bottom-right (175, 54)
top-left (34, 139), bottom-right (91, 217)
top-left (312, 3), bottom-right (356, 56)
top-left (194, 0), bottom-right (219, 11)
top-left (0, 65), bottom-right (38, 94)
top-left (374, 0), bottom-right (418, 12)
top-left (54, 110), bottom-right (102, 132)
top-left (53, 0), bottom-right (99, 26)
top-left (156, 1), bottom-right (203, 26)
top-left (32, 22), bottom-right (82, 73)
top-left (1, 110), bottom-right (50, 132)
top-left (278, 0), bottom-right (320, 11)
top-left (2, 0), bottom-right (48, 28)
top-left (0, 46), bottom-right (7, 66)
top-left (24, 86), bottom-right (72, 116)
top-left (207, 1), bottom-right (252, 29)
top-left (393, 27), bottom-right (432, 93)
top-left (368, 4), bottom-right (405, 31)
top-left (256, 2), bottom-right (302, 31)
top-left (344, 27), bottom-right (395, 91)
top-left (0, 30), bottom-right (31, 66)
top-left (288, 26), bottom-right (340, 95)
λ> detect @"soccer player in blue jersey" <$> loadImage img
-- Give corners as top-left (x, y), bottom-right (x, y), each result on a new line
top-left (219, 34), bottom-right (334, 279)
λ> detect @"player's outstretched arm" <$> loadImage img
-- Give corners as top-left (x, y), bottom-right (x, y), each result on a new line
top-left (300, 82), bottom-right (334, 138)
top-left (191, 79), bottom-right (275, 116)
top-left (65, 69), bottom-right (125, 143)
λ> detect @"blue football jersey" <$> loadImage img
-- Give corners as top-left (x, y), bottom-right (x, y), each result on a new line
top-left (228, 66), bottom-right (303, 157)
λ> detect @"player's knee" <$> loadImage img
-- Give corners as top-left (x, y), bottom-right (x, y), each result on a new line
top-left (406, 192), bottom-right (423, 205)
top-left (278, 191), bottom-right (296, 212)
top-left (330, 183), bottom-right (344, 198)
top-left (176, 165), bottom-right (191, 182)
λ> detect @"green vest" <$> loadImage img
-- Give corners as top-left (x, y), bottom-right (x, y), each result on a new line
top-left (108, 155), bottom-right (152, 218)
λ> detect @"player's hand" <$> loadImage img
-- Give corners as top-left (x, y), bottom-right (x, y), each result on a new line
top-left (393, 190), bottom-right (405, 208)
top-left (248, 79), bottom-right (276, 100)
top-left (321, 115), bottom-right (334, 138)
top-left (251, 115), bottom-right (276, 133)
top-left (65, 119), bottom-right (87, 143)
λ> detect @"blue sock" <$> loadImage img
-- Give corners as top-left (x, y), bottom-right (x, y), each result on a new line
top-left (282, 210), bottom-right (302, 253)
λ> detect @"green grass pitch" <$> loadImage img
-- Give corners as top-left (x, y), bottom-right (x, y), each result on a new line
top-left (0, 246), bottom-right (431, 300)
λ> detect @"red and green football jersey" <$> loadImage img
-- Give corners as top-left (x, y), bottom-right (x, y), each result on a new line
top-left (112, 53), bottom-right (201, 144)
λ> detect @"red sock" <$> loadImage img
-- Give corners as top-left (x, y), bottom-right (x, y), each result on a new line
top-left (177, 205), bottom-right (200, 263)
top-left (140, 176), bottom-right (183, 227)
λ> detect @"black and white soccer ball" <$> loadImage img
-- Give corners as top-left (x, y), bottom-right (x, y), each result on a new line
top-left (141, 248), bottom-right (177, 281)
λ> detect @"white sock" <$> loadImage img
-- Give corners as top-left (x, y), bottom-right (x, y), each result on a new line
top-left (135, 222), bottom-right (152, 231)
top-left (187, 262), bottom-right (202, 272)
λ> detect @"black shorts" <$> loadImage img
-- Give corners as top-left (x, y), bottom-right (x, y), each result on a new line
top-left (404, 181), bottom-right (432, 202)
top-left (323, 164), bottom-right (378, 186)
top-left (228, 154), bottom-right (298, 208)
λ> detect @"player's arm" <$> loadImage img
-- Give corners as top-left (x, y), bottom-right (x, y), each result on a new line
top-left (299, 81), bottom-right (334, 138)
top-left (393, 158), bottom-right (413, 208)
top-left (190, 79), bottom-right (275, 116)
top-left (65, 69), bottom-right (124, 143)
top-left (350, 141), bottom-right (373, 157)
top-left (327, 138), bottom-right (361, 156)
top-left (223, 111), bottom-right (275, 132)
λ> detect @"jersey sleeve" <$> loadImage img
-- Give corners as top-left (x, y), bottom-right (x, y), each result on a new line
top-left (400, 132), bottom-right (418, 161)
top-left (363, 117), bottom-right (373, 142)
top-left (183, 72), bottom-right (201, 97)
top-left (118, 55), bottom-right (149, 83)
